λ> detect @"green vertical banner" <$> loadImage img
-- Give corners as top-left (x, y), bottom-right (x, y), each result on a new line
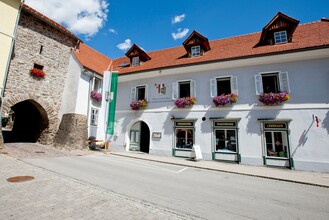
top-left (106, 71), bottom-right (118, 134)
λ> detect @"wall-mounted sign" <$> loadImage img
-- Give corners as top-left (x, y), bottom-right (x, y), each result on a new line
top-left (214, 122), bottom-right (236, 127)
top-left (152, 132), bottom-right (162, 138)
top-left (264, 123), bottom-right (287, 129)
top-left (175, 121), bottom-right (194, 127)
top-left (154, 83), bottom-right (167, 95)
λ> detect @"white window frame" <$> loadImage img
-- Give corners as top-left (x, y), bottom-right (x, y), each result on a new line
top-left (254, 71), bottom-right (290, 95)
top-left (274, 31), bottom-right (288, 44)
top-left (90, 107), bottom-right (99, 126)
top-left (130, 84), bottom-right (148, 101)
top-left (191, 46), bottom-right (201, 57)
top-left (210, 76), bottom-right (238, 97)
top-left (132, 57), bottom-right (140, 66)
top-left (172, 79), bottom-right (196, 100)
top-left (91, 77), bottom-right (102, 93)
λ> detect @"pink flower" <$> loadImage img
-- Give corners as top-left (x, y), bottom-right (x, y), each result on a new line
top-left (91, 91), bottom-right (102, 101)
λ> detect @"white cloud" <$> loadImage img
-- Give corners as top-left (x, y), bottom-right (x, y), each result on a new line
top-left (117, 39), bottom-right (132, 51)
top-left (172, 14), bottom-right (186, 24)
top-left (25, 0), bottom-right (109, 37)
top-left (109, 28), bottom-right (117, 34)
top-left (171, 28), bottom-right (189, 40)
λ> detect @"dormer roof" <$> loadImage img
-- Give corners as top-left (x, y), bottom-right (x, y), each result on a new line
top-left (258, 12), bottom-right (299, 46)
top-left (182, 30), bottom-right (211, 53)
top-left (125, 44), bottom-right (151, 62)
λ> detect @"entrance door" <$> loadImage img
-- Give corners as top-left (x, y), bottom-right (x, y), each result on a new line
top-left (129, 121), bottom-right (150, 153)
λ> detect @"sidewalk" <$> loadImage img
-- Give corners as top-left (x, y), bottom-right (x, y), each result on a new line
top-left (109, 150), bottom-right (329, 188)
top-left (0, 153), bottom-right (199, 220)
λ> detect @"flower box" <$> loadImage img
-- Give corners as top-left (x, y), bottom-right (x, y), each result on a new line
top-left (30, 68), bottom-right (45, 79)
top-left (174, 97), bottom-right (196, 108)
top-left (213, 94), bottom-right (238, 106)
top-left (91, 91), bottom-right (102, 101)
top-left (259, 92), bottom-right (289, 105)
top-left (130, 99), bottom-right (148, 110)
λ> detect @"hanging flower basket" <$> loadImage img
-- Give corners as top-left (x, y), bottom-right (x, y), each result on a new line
top-left (174, 97), bottom-right (196, 108)
top-left (213, 93), bottom-right (238, 106)
top-left (30, 68), bottom-right (45, 79)
top-left (130, 99), bottom-right (148, 110)
top-left (259, 92), bottom-right (290, 105)
top-left (90, 91), bottom-right (102, 101)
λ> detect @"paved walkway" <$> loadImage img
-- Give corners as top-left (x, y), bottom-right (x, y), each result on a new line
top-left (2, 143), bottom-right (329, 188)
top-left (109, 151), bottom-right (329, 188)
top-left (0, 153), bottom-right (200, 220)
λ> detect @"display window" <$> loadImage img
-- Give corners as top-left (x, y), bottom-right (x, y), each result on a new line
top-left (212, 120), bottom-right (240, 162)
top-left (265, 131), bottom-right (289, 158)
top-left (173, 120), bottom-right (196, 157)
top-left (215, 129), bottom-right (237, 153)
top-left (261, 121), bottom-right (292, 168)
top-left (175, 128), bottom-right (194, 149)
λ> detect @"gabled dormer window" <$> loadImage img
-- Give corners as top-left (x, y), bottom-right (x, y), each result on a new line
top-left (257, 12), bottom-right (299, 46)
top-left (183, 31), bottom-right (210, 58)
top-left (191, 46), bottom-right (201, 57)
top-left (125, 44), bottom-right (151, 67)
top-left (132, 57), bottom-right (140, 66)
top-left (274, 31), bottom-right (287, 44)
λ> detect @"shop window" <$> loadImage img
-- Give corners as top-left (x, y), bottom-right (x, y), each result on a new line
top-left (215, 129), bottom-right (237, 152)
top-left (172, 80), bottom-right (196, 99)
top-left (191, 45), bottom-right (201, 57)
top-left (210, 76), bottom-right (238, 97)
top-left (254, 72), bottom-right (290, 95)
top-left (130, 85), bottom-right (148, 101)
top-left (175, 128), bottom-right (194, 149)
top-left (265, 131), bottom-right (289, 158)
top-left (90, 108), bottom-right (99, 126)
top-left (274, 31), bottom-right (288, 44)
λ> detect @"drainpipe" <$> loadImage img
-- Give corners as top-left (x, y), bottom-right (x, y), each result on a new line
top-left (0, 0), bottom-right (25, 147)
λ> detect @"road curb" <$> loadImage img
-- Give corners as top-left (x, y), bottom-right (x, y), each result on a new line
top-left (109, 152), bottom-right (329, 188)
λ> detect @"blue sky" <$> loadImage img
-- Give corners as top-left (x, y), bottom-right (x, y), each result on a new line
top-left (26, 0), bottom-right (329, 59)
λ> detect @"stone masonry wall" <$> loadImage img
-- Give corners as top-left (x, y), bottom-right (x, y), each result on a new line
top-left (54, 113), bottom-right (88, 150)
top-left (4, 11), bottom-right (78, 145)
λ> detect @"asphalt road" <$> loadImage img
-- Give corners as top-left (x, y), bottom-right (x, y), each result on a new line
top-left (25, 154), bottom-right (329, 220)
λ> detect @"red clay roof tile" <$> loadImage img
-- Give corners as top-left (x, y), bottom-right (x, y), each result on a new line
top-left (73, 43), bottom-right (112, 75)
top-left (113, 20), bottom-right (329, 75)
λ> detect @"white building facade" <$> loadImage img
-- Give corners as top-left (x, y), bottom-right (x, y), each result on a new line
top-left (110, 13), bottom-right (329, 172)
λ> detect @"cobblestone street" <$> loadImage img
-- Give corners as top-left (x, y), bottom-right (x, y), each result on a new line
top-left (0, 145), bottom-right (199, 220)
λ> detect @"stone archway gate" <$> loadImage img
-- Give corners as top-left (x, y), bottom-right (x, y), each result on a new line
top-left (2, 93), bottom-right (58, 145)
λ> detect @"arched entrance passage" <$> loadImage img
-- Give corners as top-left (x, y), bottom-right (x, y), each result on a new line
top-left (129, 121), bottom-right (150, 153)
top-left (3, 99), bottom-right (49, 143)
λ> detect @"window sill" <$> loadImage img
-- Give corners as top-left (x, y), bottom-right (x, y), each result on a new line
top-left (265, 156), bottom-right (289, 160)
